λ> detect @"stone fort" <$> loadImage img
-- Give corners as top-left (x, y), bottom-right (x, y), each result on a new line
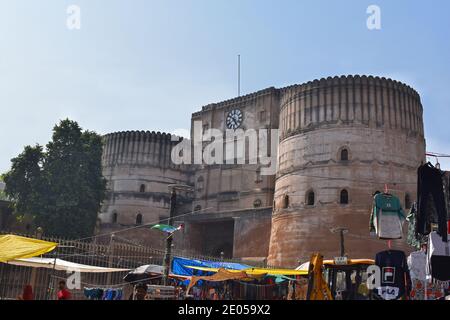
top-left (98, 75), bottom-right (426, 267)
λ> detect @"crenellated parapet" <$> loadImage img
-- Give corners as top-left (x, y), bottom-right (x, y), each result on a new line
top-left (192, 87), bottom-right (278, 117)
top-left (278, 75), bottom-right (424, 140)
top-left (102, 130), bottom-right (184, 169)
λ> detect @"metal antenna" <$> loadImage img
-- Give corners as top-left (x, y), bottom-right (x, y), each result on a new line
top-left (238, 54), bottom-right (241, 97)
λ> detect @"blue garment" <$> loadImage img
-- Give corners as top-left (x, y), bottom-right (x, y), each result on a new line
top-left (103, 289), bottom-right (117, 300)
top-left (84, 288), bottom-right (104, 300)
top-left (115, 289), bottom-right (123, 300)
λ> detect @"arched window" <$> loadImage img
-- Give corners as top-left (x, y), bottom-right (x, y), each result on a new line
top-left (340, 189), bottom-right (349, 204)
top-left (139, 184), bottom-right (146, 193)
top-left (405, 194), bottom-right (412, 209)
top-left (255, 167), bottom-right (262, 183)
top-left (254, 199), bottom-right (262, 208)
top-left (112, 211), bottom-right (118, 223)
top-left (136, 213), bottom-right (143, 225)
top-left (307, 190), bottom-right (315, 206)
top-left (196, 176), bottom-right (204, 191)
top-left (340, 148), bottom-right (349, 161)
top-left (282, 195), bottom-right (289, 209)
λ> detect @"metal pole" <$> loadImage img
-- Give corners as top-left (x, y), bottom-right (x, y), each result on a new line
top-left (331, 227), bottom-right (348, 257)
top-left (45, 244), bottom-right (73, 300)
top-left (0, 262), bottom-right (6, 300)
top-left (106, 234), bottom-right (115, 285)
top-left (163, 190), bottom-right (176, 286)
top-left (238, 54), bottom-right (240, 97)
top-left (339, 229), bottom-right (345, 257)
top-left (46, 246), bottom-right (59, 300)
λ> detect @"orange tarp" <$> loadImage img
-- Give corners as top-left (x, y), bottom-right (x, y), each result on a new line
top-left (187, 268), bottom-right (265, 293)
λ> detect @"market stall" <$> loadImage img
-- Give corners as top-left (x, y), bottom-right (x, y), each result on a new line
top-left (0, 234), bottom-right (57, 262)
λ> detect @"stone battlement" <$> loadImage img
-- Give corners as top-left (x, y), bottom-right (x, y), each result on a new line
top-left (280, 75), bottom-right (420, 99)
top-left (192, 87), bottom-right (278, 117)
top-left (278, 75), bottom-right (424, 140)
top-left (102, 130), bottom-right (183, 169)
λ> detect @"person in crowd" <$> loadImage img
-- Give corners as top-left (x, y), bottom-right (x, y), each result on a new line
top-left (208, 287), bottom-right (215, 300)
top-left (134, 284), bottom-right (147, 300)
top-left (178, 285), bottom-right (186, 300)
top-left (17, 284), bottom-right (34, 300)
top-left (57, 280), bottom-right (71, 300)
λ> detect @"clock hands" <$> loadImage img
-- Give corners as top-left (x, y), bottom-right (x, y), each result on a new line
top-left (226, 109), bottom-right (242, 129)
top-left (227, 116), bottom-right (237, 128)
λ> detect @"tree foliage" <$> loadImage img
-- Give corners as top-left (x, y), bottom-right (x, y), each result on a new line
top-left (3, 119), bottom-right (106, 238)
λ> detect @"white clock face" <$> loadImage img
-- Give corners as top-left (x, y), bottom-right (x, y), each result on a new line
top-left (226, 109), bottom-right (243, 129)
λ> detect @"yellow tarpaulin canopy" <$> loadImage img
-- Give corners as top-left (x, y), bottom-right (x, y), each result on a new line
top-left (296, 259), bottom-right (375, 271)
top-left (186, 265), bottom-right (308, 276)
top-left (0, 234), bottom-right (57, 263)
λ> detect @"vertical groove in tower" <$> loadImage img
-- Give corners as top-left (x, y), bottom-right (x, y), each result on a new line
top-left (98, 131), bottom-right (191, 247)
top-left (268, 75), bottom-right (426, 267)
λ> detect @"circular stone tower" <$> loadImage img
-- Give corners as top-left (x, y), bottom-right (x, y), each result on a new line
top-left (268, 75), bottom-right (426, 267)
top-left (98, 131), bottom-right (191, 246)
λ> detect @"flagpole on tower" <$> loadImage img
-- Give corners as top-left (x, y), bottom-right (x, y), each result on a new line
top-left (238, 54), bottom-right (241, 97)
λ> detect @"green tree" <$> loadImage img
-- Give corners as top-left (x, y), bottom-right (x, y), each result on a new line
top-left (0, 176), bottom-right (8, 201)
top-left (3, 119), bottom-right (106, 238)
top-left (3, 145), bottom-right (45, 214)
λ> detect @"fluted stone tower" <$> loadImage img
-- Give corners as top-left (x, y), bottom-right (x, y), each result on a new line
top-left (97, 75), bottom-right (426, 263)
top-left (98, 131), bottom-right (191, 246)
top-left (267, 76), bottom-right (426, 267)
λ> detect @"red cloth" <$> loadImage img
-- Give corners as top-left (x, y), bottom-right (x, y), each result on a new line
top-left (57, 289), bottom-right (71, 300)
top-left (22, 285), bottom-right (33, 300)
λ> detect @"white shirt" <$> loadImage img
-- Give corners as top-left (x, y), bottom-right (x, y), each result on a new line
top-left (408, 250), bottom-right (427, 281)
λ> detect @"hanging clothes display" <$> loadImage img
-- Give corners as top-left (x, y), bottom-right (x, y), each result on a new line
top-left (83, 287), bottom-right (123, 300)
top-left (104, 288), bottom-right (123, 300)
top-left (407, 250), bottom-right (427, 300)
top-left (408, 250), bottom-right (427, 281)
top-left (373, 250), bottom-right (411, 300)
top-left (369, 193), bottom-right (406, 239)
top-left (83, 288), bottom-right (104, 300)
top-left (417, 162), bottom-right (448, 242)
top-left (406, 202), bottom-right (427, 249)
top-left (442, 172), bottom-right (450, 225)
top-left (426, 231), bottom-right (450, 281)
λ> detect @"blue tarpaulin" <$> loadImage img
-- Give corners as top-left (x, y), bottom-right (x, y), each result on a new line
top-left (171, 257), bottom-right (251, 277)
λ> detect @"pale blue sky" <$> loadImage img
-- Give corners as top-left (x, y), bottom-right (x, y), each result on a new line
top-left (0, 0), bottom-right (449, 173)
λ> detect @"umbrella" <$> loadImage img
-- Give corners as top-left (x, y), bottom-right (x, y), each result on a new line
top-left (123, 264), bottom-right (189, 282)
top-left (151, 224), bottom-right (181, 234)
